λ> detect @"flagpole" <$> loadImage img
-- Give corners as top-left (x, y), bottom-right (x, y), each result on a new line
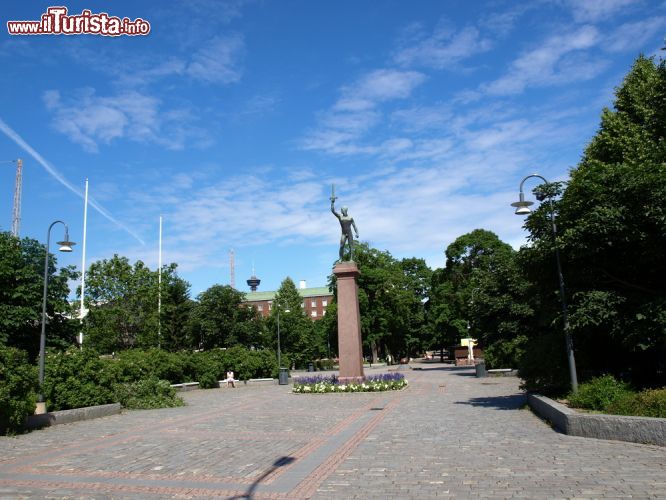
top-left (79, 178), bottom-right (88, 347)
top-left (158, 215), bottom-right (162, 349)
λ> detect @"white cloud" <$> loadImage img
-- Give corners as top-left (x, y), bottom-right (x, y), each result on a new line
top-left (302, 69), bottom-right (425, 155)
top-left (567, 0), bottom-right (638, 23)
top-left (335, 69), bottom-right (426, 110)
top-left (43, 88), bottom-right (209, 152)
top-left (604, 16), bottom-right (666, 52)
top-left (482, 25), bottom-right (604, 95)
top-left (394, 22), bottom-right (493, 69)
top-left (186, 34), bottom-right (245, 84)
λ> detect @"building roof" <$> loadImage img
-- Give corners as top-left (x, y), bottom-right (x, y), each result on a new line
top-left (243, 286), bottom-right (332, 302)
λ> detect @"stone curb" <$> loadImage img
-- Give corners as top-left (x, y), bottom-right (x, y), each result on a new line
top-left (527, 394), bottom-right (665, 446)
top-left (25, 403), bottom-right (122, 430)
top-left (171, 378), bottom-right (282, 392)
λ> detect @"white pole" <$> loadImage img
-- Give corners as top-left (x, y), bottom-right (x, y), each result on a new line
top-left (78, 178), bottom-right (88, 347)
top-left (158, 215), bottom-right (162, 349)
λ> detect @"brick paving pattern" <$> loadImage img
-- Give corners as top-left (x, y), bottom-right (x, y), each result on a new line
top-left (0, 364), bottom-right (664, 498)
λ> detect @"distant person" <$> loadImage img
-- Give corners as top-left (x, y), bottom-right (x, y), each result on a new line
top-left (225, 370), bottom-right (236, 388)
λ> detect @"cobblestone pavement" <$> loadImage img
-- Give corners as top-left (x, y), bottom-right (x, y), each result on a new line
top-left (0, 364), bottom-right (664, 499)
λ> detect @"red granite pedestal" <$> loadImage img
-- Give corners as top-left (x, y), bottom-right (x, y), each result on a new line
top-left (333, 261), bottom-right (364, 383)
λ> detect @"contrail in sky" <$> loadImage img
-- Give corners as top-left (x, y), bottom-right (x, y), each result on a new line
top-left (0, 117), bottom-right (145, 245)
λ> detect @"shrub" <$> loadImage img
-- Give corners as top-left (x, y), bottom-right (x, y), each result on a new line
top-left (197, 369), bottom-right (219, 389)
top-left (114, 377), bottom-right (184, 409)
top-left (484, 336), bottom-right (528, 369)
top-left (43, 347), bottom-right (116, 411)
top-left (567, 375), bottom-right (631, 411)
top-left (0, 346), bottom-right (37, 435)
top-left (114, 349), bottom-right (186, 383)
top-left (607, 388), bottom-right (666, 418)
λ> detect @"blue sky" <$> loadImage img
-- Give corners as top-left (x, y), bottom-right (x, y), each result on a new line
top-left (1, 0), bottom-right (664, 297)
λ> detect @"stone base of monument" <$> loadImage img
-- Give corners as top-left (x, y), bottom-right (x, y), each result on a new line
top-left (334, 261), bottom-right (364, 380)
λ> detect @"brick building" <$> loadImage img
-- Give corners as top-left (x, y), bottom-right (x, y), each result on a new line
top-left (243, 285), bottom-right (333, 320)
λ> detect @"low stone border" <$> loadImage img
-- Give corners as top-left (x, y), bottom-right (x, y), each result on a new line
top-left (527, 394), bottom-right (665, 446)
top-left (488, 369), bottom-right (518, 377)
top-left (25, 403), bottom-right (122, 430)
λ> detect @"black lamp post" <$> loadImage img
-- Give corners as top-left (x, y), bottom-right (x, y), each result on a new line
top-left (276, 303), bottom-right (290, 385)
top-left (511, 174), bottom-right (578, 393)
top-left (36, 221), bottom-right (75, 414)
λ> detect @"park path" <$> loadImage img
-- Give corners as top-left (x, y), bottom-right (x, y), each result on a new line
top-left (0, 364), bottom-right (664, 498)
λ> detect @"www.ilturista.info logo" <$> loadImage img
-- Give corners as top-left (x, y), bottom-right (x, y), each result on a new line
top-left (7, 6), bottom-right (151, 36)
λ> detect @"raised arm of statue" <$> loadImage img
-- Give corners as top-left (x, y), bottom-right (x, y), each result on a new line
top-left (331, 199), bottom-right (341, 219)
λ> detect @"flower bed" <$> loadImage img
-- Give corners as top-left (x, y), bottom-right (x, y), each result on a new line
top-left (293, 373), bottom-right (407, 393)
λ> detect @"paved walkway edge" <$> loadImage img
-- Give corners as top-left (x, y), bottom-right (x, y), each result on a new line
top-left (528, 393), bottom-right (666, 446)
top-left (25, 403), bottom-right (122, 430)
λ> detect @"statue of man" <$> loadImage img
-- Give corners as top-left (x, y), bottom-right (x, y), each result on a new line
top-left (331, 194), bottom-right (359, 261)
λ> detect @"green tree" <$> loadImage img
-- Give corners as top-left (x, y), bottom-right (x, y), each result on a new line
top-left (428, 229), bottom-right (534, 367)
top-left (0, 232), bottom-right (77, 357)
top-left (83, 255), bottom-right (158, 352)
top-left (188, 284), bottom-right (260, 349)
top-left (521, 56), bottom-right (666, 389)
top-left (160, 273), bottom-right (195, 351)
top-left (334, 243), bottom-right (429, 363)
top-left (83, 256), bottom-right (190, 352)
top-left (267, 277), bottom-right (317, 368)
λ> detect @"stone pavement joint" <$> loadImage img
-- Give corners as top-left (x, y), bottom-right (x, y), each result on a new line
top-left (0, 365), bottom-right (664, 499)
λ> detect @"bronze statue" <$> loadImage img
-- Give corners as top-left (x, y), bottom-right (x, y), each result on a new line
top-left (330, 184), bottom-right (359, 261)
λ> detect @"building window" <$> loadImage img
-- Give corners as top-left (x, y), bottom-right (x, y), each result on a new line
top-left (301, 302), bottom-right (304, 308)
top-left (311, 300), bottom-right (316, 307)
top-left (257, 305), bottom-right (263, 311)
top-left (311, 310), bottom-right (317, 317)
top-left (323, 310), bottom-right (326, 316)
top-left (268, 302), bottom-right (272, 311)
top-left (322, 300), bottom-right (328, 307)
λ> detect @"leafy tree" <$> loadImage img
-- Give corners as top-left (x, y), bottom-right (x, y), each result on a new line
top-left (428, 229), bottom-right (533, 365)
top-left (0, 232), bottom-right (77, 357)
top-left (160, 275), bottom-right (195, 351)
top-left (522, 56), bottom-right (666, 389)
top-left (188, 284), bottom-right (260, 349)
top-left (83, 256), bottom-right (191, 352)
top-left (333, 243), bottom-right (429, 363)
top-left (268, 277), bottom-right (316, 367)
top-left (83, 255), bottom-right (159, 352)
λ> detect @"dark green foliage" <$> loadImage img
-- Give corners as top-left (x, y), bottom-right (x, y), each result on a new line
top-left (0, 346), bottom-right (37, 434)
top-left (484, 336), bottom-right (528, 369)
top-left (225, 345), bottom-right (278, 380)
top-left (0, 232), bottom-right (78, 357)
top-left (83, 256), bottom-right (192, 353)
top-left (338, 244), bottom-right (430, 362)
top-left (428, 229), bottom-right (534, 364)
top-left (196, 370), bottom-right (219, 389)
top-left (268, 277), bottom-right (317, 368)
top-left (518, 332), bottom-right (569, 395)
top-left (43, 347), bottom-right (117, 411)
top-left (607, 388), bottom-right (666, 418)
top-left (188, 285), bottom-right (261, 349)
top-left (520, 56), bottom-right (666, 389)
top-left (567, 375), bottom-right (631, 411)
top-left (188, 347), bottom-right (277, 382)
top-left (113, 377), bottom-right (184, 409)
top-left (113, 349), bottom-right (187, 383)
